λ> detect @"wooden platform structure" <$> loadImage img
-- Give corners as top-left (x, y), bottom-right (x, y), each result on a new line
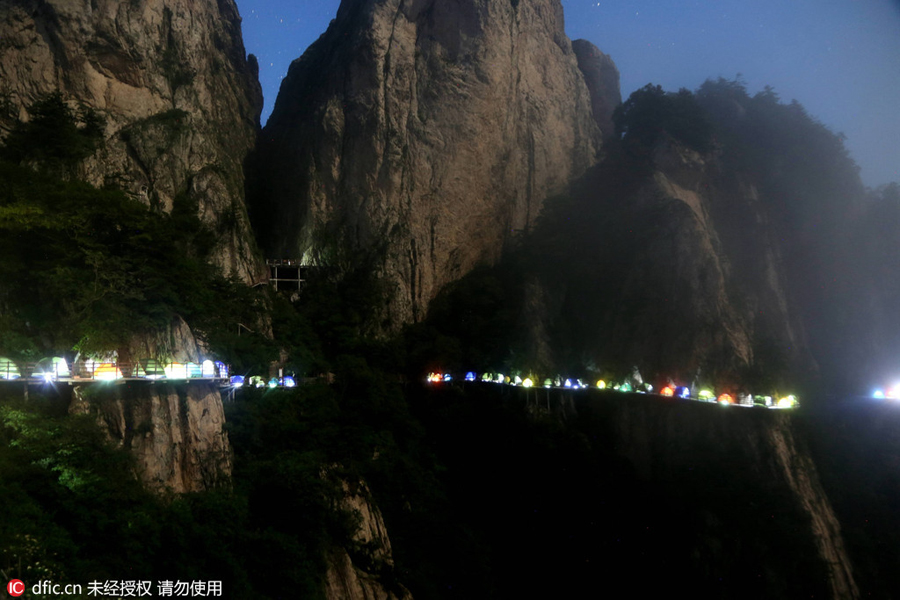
top-left (267, 259), bottom-right (308, 292)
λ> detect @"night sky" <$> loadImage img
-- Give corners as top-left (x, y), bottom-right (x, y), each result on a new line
top-left (236, 0), bottom-right (900, 188)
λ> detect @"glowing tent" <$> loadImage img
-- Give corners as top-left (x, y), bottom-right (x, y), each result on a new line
top-left (776, 395), bottom-right (799, 408)
top-left (165, 363), bottom-right (189, 379)
top-left (33, 357), bottom-right (70, 381)
top-left (93, 363), bottom-right (123, 381)
top-left (0, 357), bottom-right (21, 380)
top-left (140, 359), bottom-right (166, 379)
top-left (201, 360), bottom-right (216, 378)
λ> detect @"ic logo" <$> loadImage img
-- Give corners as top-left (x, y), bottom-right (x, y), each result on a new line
top-left (7, 580), bottom-right (24, 597)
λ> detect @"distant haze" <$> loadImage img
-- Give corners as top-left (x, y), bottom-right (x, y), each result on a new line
top-left (237, 0), bottom-right (900, 187)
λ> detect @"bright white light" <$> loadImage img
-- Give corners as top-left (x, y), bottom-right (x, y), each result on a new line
top-left (165, 363), bottom-right (188, 379)
top-left (201, 360), bottom-right (216, 378)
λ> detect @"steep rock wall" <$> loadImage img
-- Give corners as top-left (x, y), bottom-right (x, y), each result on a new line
top-left (572, 39), bottom-right (620, 143)
top-left (519, 136), bottom-right (812, 384)
top-left (253, 0), bottom-right (606, 324)
top-left (0, 0), bottom-right (265, 283)
top-left (555, 390), bottom-right (859, 600)
top-left (325, 480), bottom-right (412, 600)
top-left (69, 381), bottom-right (231, 494)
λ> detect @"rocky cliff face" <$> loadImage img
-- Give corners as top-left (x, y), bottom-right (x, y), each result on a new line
top-left (565, 391), bottom-right (859, 599)
top-left (572, 39), bottom-right (620, 143)
top-left (253, 0), bottom-right (607, 324)
top-left (0, 0), bottom-right (265, 283)
top-left (69, 382), bottom-right (231, 494)
top-left (325, 480), bottom-right (412, 600)
top-left (515, 135), bottom-right (813, 386)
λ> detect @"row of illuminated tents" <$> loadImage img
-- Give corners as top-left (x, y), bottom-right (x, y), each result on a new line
top-left (0, 356), bottom-right (230, 383)
top-left (426, 371), bottom-right (801, 409)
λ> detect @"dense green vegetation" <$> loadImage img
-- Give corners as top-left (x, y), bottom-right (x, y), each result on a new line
top-left (0, 96), bottom-right (277, 369)
top-left (613, 83), bottom-right (714, 153)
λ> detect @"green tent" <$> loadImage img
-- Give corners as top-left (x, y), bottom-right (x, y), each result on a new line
top-left (0, 357), bottom-right (21, 380)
